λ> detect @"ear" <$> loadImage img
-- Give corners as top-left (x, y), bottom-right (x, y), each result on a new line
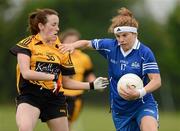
top-left (38, 23), bottom-right (44, 30)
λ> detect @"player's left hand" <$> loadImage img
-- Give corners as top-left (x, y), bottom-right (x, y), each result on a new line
top-left (119, 84), bottom-right (139, 100)
top-left (90, 77), bottom-right (109, 90)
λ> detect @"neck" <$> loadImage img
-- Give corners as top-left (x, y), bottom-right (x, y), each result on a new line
top-left (39, 32), bottom-right (52, 44)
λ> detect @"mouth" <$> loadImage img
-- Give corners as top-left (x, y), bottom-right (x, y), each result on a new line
top-left (53, 33), bottom-right (58, 36)
top-left (120, 43), bottom-right (126, 46)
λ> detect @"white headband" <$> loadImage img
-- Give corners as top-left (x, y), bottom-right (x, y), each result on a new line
top-left (114, 26), bottom-right (137, 34)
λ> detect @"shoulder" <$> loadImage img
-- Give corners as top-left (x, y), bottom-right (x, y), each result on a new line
top-left (139, 42), bottom-right (154, 54)
top-left (138, 42), bottom-right (156, 60)
top-left (17, 35), bottom-right (34, 47)
top-left (10, 36), bottom-right (35, 56)
top-left (16, 35), bottom-right (40, 49)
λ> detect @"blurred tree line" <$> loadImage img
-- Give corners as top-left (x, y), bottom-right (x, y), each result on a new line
top-left (0, 0), bottom-right (179, 111)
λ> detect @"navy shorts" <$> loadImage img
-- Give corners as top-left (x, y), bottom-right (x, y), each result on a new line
top-left (16, 86), bottom-right (67, 122)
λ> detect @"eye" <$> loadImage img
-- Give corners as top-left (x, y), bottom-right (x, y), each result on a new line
top-left (115, 34), bottom-right (120, 38)
top-left (52, 23), bottom-right (56, 26)
top-left (122, 34), bottom-right (127, 37)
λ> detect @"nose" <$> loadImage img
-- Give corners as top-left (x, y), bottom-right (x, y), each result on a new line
top-left (118, 37), bottom-right (124, 43)
top-left (56, 26), bottom-right (59, 31)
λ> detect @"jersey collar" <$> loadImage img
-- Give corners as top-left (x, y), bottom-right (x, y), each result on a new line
top-left (120, 38), bottom-right (140, 57)
top-left (132, 38), bottom-right (140, 50)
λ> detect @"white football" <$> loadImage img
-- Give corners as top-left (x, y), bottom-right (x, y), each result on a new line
top-left (117, 73), bottom-right (143, 95)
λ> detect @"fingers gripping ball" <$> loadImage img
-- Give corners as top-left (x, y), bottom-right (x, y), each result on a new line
top-left (117, 73), bottom-right (144, 97)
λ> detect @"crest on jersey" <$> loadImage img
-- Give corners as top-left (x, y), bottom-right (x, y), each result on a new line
top-left (131, 62), bottom-right (140, 69)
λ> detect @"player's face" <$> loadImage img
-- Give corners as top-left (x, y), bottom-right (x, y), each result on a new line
top-left (40, 14), bottom-right (59, 42)
top-left (62, 35), bottom-right (79, 44)
top-left (115, 32), bottom-right (137, 52)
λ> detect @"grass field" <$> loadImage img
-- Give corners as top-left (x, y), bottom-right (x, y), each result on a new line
top-left (0, 104), bottom-right (180, 131)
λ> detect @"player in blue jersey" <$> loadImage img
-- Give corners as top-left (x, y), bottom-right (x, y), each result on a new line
top-left (59, 7), bottom-right (161, 131)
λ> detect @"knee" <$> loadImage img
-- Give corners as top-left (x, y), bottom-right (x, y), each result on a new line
top-left (140, 117), bottom-right (158, 131)
top-left (17, 122), bottom-right (33, 131)
top-left (141, 125), bottom-right (158, 131)
top-left (140, 122), bottom-right (158, 131)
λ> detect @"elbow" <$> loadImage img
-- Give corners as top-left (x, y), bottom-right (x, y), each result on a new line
top-left (21, 70), bottom-right (31, 80)
top-left (62, 76), bottom-right (70, 88)
top-left (157, 78), bottom-right (162, 89)
top-left (159, 81), bottom-right (162, 88)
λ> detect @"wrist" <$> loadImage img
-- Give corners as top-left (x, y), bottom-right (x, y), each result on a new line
top-left (53, 73), bottom-right (59, 82)
top-left (138, 88), bottom-right (147, 98)
top-left (89, 82), bottom-right (94, 90)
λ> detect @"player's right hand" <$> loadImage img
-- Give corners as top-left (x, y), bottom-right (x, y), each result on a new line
top-left (59, 44), bottom-right (75, 54)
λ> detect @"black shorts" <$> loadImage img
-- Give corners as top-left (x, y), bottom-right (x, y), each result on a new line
top-left (66, 95), bottom-right (83, 122)
top-left (16, 86), bottom-right (67, 122)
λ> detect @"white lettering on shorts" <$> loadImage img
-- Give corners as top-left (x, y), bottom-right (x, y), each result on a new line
top-left (144, 109), bottom-right (155, 114)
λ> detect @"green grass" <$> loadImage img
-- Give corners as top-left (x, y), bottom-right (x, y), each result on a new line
top-left (0, 105), bottom-right (180, 131)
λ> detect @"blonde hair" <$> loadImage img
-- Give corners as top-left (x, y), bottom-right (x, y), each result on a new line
top-left (108, 7), bottom-right (138, 33)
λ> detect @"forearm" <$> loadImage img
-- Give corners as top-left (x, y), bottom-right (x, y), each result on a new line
top-left (85, 73), bottom-right (96, 82)
top-left (17, 53), bottom-right (55, 81)
top-left (21, 70), bottom-right (54, 81)
top-left (62, 76), bottom-right (90, 90)
top-left (73, 40), bottom-right (92, 49)
top-left (144, 74), bottom-right (161, 93)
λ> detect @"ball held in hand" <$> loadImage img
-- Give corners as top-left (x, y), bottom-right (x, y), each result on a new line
top-left (117, 73), bottom-right (143, 95)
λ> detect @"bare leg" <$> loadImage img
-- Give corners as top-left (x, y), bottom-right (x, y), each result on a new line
top-left (16, 103), bottom-right (40, 131)
top-left (47, 116), bottom-right (69, 131)
top-left (140, 116), bottom-right (158, 131)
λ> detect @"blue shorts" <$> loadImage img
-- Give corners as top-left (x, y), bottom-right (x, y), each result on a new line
top-left (112, 102), bottom-right (159, 131)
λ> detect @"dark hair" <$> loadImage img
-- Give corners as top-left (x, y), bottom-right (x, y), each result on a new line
top-left (60, 28), bottom-right (81, 42)
top-left (28, 8), bottom-right (58, 35)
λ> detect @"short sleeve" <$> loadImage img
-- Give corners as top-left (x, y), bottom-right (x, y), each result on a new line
top-left (10, 45), bottom-right (31, 57)
top-left (142, 47), bottom-right (160, 75)
top-left (60, 52), bottom-right (75, 75)
top-left (91, 38), bottom-right (115, 59)
top-left (9, 36), bottom-right (33, 57)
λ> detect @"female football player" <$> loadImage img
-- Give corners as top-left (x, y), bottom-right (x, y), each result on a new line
top-left (59, 7), bottom-right (161, 131)
top-left (10, 8), bottom-right (108, 131)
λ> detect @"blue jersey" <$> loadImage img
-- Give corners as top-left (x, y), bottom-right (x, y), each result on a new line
top-left (91, 38), bottom-right (160, 114)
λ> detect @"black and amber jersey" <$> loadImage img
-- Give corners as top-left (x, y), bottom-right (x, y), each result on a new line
top-left (62, 50), bottom-right (93, 96)
top-left (10, 34), bottom-right (75, 93)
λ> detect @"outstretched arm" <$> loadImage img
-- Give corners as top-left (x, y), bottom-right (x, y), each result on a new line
top-left (59, 40), bottom-right (92, 54)
top-left (62, 76), bottom-right (109, 90)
